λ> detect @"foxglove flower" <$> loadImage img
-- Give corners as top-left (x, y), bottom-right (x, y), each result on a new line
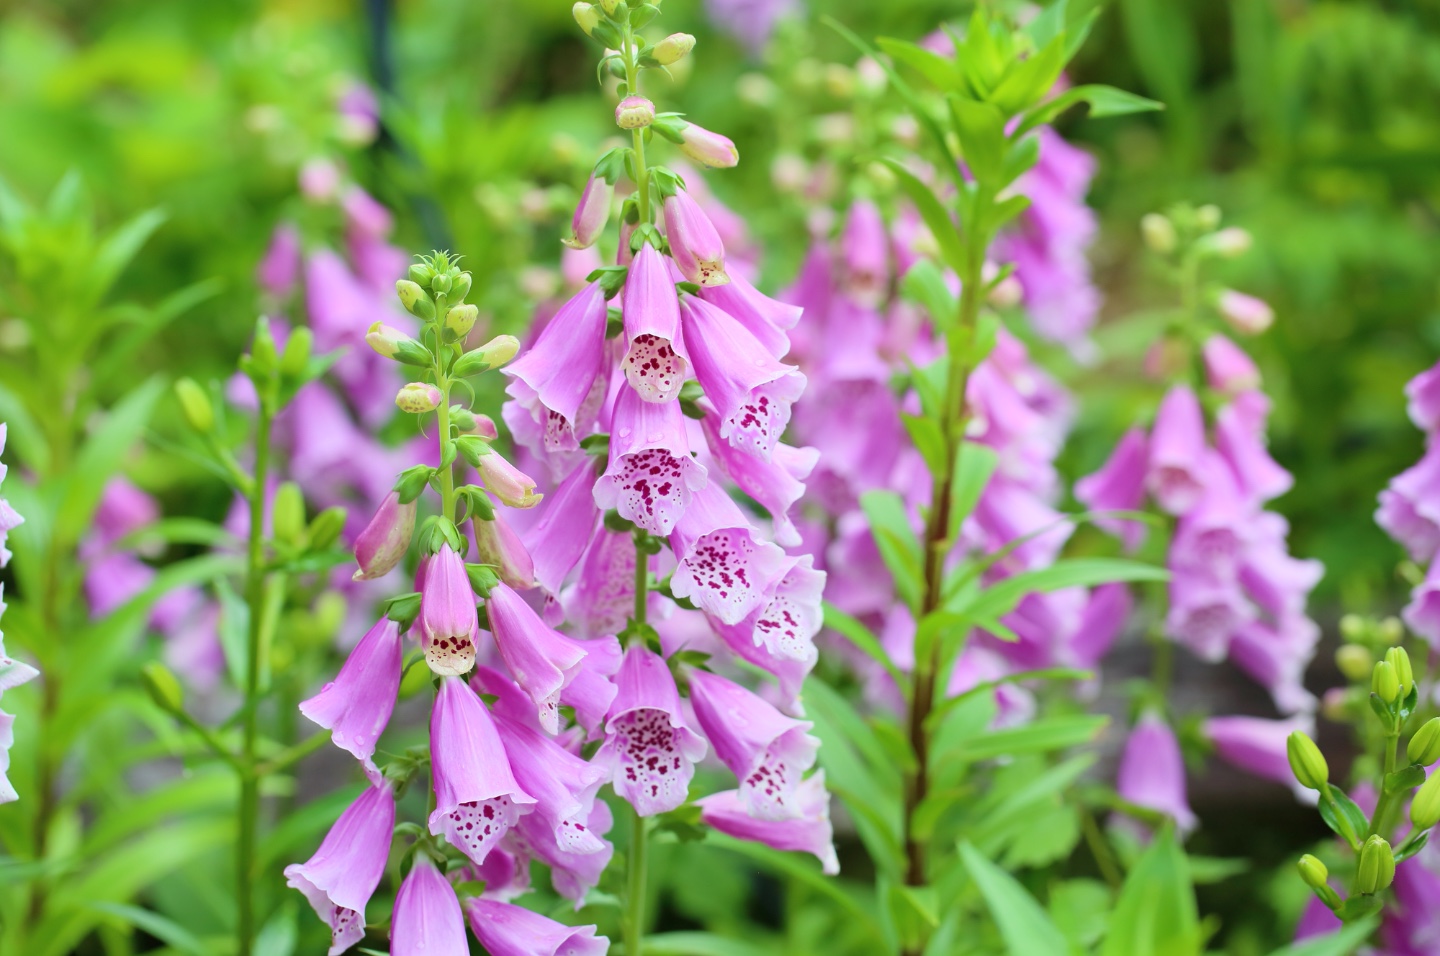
top-left (669, 482), bottom-right (790, 625)
top-left (478, 451), bottom-right (543, 509)
top-left (593, 645), bottom-right (707, 816)
top-left (0, 424), bottom-right (24, 569)
top-left (1115, 713), bottom-right (1196, 834)
top-left (465, 899), bottom-right (609, 956)
top-left (492, 711), bottom-right (609, 855)
top-left (621, 245), bottom-right (689, 403)
top-left (1206, 714), bottom-right (1318, 803)
top-left (677, 122), bottom-right (739, 169)
top-left (1217, 289), bottom-right (1273, 335)
top-left (594, 386), bottom-right (707, 536)
top-left (698, 770), bottom-right (838, 874)
top-left (712, 554), bottom-right (825, 664)
top-left (486, 583), bottom-right (587, 733)
top-left (429, 676), bottom-right (536, 864)
top-left (664, 189), bottom-right (729, 287)
top-left (679, 295), bottom-right (805, 461)
top-left (1228, 617), bottom-right (1319, 715)
top-left (1148, 385), bottom-right (1208, 514)
top-left (698, 270), bottom-right (801, 360)
top-left (299, 618), bottom-right (403, 780)
top-left (285, 782), bottom-right (395, 955)
top-left (1215, 392), bottom-right (1292, 503)
top-left (527, 461), bottom-right (601, 595)
top-left (839, 199), bottom-right (888, 306)
top-left (353, 491), bottom-right (417, 580)
top-left (1378, 444), bottom-right (1440, 563)
top-left (568, 527), bottom-right (638, 640)
top-left (700, 411), bottom-right (817, 548)
top-left (258, 222), bottom-right (302, 297)
top-left (474, 513), bottom-right (536, 591)
top-left (390, 855), bottom-right (468, 956)
top-left (688, 669), bottom-right (819, 820)
top-left (1075, 427), bottom-right (1149, 551)
top-left (1202, 335), bottom-right (1260, 395)
top-left (419, 546), bottom-right (478, 676)
top-left (1406, 362), bottom-right (1440, 433)
top-left (1165, 571), bottom-right (1252, 662)
top-left (564, 175), bottom-right (613, 250)
top-left (504, 282), bottom-right (610, 452)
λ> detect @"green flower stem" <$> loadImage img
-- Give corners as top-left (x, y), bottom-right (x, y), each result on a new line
top-left (236, 398), bottom-right (273, 956)
top-left (1367, 730), bottom-right (1402, 839)
top-left (622, 24), bottom-right (650, 226)
top-left (623, 532), bottom-right (651, 956)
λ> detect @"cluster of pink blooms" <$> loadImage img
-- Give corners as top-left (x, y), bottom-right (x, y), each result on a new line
top-left (0, 424), bottom-right (38, 804)
top-left (1377, 358), bottom-right (1440, 646)
top-left (782, 190), bottom-right (1121, 726)
top-left (1092, 333), bottom-right (1327, 826)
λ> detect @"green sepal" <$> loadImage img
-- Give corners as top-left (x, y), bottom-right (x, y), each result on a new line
top-left (593, 146), bottom-right (631, 185)
top-left (1317, 787), bottom-right (1369, 845)
top-left (1336, 895), bottom-right (1384, 922)
top-left (650, 166), bottom-right (684, 199)
top-left (466, 563), bottom-right (499, 598)
top-left (603, 508), bottom-right (635, 534)
top-left (1384, 763), bottom-right (1427, 794)
top-left (383, 592), bottom-right (423, 629)
top-left (587, 265), bottom-right (629, 300)
top-left (454, 436), bottom-right (493, 469)
top-left (650, 112), bottom-right (689, 144)
top-left (393, 465), bottom-right (434, 505)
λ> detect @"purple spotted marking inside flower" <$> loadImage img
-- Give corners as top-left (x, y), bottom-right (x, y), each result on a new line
top-left (622, 334), bottom-right (687, 402)
top-left (609, 448), bottom-right (693, 535)
top-left (438, 795), bottom-right (522, 866)
top-left (608, 708), bottom-right (696, 816)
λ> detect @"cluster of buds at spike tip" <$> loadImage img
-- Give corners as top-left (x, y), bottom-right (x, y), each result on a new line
top-left (1355, 835), bottom-right (1396, 895)
top-left (1286, 731), bottom-right (1329, 792)
top-left (1372, 657), bottom-right (1402, 706)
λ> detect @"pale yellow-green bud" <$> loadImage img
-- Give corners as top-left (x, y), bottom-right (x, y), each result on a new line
top-left (140, 661), bottom-right (184, 715)
top-left (1196, 204), bottom-right (1222, 231)
top-left (1373, 660), bottom-right (1401, 705)
top-left (1379, 616), bottom-right (1405, 645)
top-left (1286, 731), bottom-right (1329, 791)
top-left (395, 382), bottom-right (443, 414)
top-left (395, 279), bottom-right (434, 320)
top-left (573, 2), bottom-right (601, 35)
top-left (653, 33), bottom-right (695, 65)
top-left (1408, 717), bottom-right (1440, 768)
top-left (445, 304), bottom-right (479, 338)
top-left (1141, 213), bottom-right (1177, 254)
top-left (1295, 854), bottom-right (1328, 890)
top-left (273, 482), bottom-right (307, 547)
top-left (1339, 613), bottom-right (1367, 641)
top-left (475, 334), bottom-right (520, 370)
top-left (174, 378), bottom-right (215, 433)
top-left (1411, 770), bottom-right (1440, 831)
top-left (1385, 647), bottom-right (1414, 700)
top-left (1355, 835), bottom-right (1395, 895)
top-left (1335, 643), bottom-right (1373, 682)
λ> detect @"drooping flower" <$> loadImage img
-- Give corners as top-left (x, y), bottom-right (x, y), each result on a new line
top-left (525, 461), bottom-right (601, 596)
top-left (594, 386), bottom-right (707, 536)
top-left (593, 645), bottom-right (708, 816)
top-left (679, 295), bottom-right (805, 461)
top-left (1075, 426), bottom-right (1149, 551)
top-left (285, 782), bottom-right (396, 955)
top-left (390, 855), bottom-right (469, 956)
top-left (419, 546), bottom-right (478, 676)
top-left (699, 411), bottom-right (817, 548)
top-left (478, 452), bottom-right (543, 509)
top-left (664, 189), bottom-right (729, 287)
top-left (486, 583), bottom-right (588, 733)
top-left (353, 491), bottom-right (417, 580)
top-left (697, 770), bottom-right (839, 874)
top-left (473, 512), bottom-right (536, 591)
top-left (565, 175), bottom-right (613, 250)
top-left (1115, 713), bottom-right (1196, 834)
top-left (621, 245), bottom-right (689, 403)
top-left (464, 899), bottom-right (610, 956)
top-left (698, 270), bottom-right (801, 360)
top-left (492, 711), bottom-right (609, 856)
top-left (429, 676), bottom-right (536, 864)
top-left (687, 669), bottom-right (819, 820)
top-left (1147, 385), bottom-right (1209, 515)
top-left (299, 617), bottom-right (403, 780)
top-left (1206, 714), bottom-right (1318, 803)
top-left (504, 282), bottom-right (610, 453)
top-left (669, 482), bottom-right (790, 626)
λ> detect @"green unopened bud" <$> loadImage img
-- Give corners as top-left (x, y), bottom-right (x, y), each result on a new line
top-left (251, 317), bottom-right (278, 373)
top-left (445, 304), bottom-right (479, 338)
top-left (307, 506), bottom-right (347, 551)
top-left (431, 272), bottom-right (452, 295)
top-left (1339, 613), bottom-right (1367, 641)
top-left (140, 661), bottom-right (184, 714)
top-left (1373, 660), bottom-right (1401, 705)
top-left (454, 335), bottom-right (521, 376)
top-left (1385, 647), bottom-right (1414, 700)
top-left (573, 1), bottom-right (601, 34)
top-left (1296, 854), bottom-right (1328, 891)
top-left (1286, 731), bottom-right (1329, 791)
top-left (174, 378), bottom-right (215, 433)
top-left (1378, 616), bottom-right (1405, 645)
top-left (653, 33), bottom-right (695, 65)
top-left (1196, 204), bottom-right (1222, 231)
top-left (1356, 835), bottom-right (1395, 895)
top-left (395, 279), bottom-right (435, 320)
top-left (598, 0), bottom-right (621, 14)
top-left (280, 326), bottom-right (312, 378)
top-left (1411, 770), bottom-right (1440, 831)
top-left (274, 482), bottom-right (307, 546)
top-left (451, 406), bottom-right (478, 433)
top-left (408, 262), bottom-right (435, 286)
top-left (1140, 213), bottom-right (1176, 254)
top-left (1335, 644), bottom-right (1373, 682)
top-left (1408, 717), bottom-right (1440, 768)
top-left (450, 272), bottom-right (472, 303)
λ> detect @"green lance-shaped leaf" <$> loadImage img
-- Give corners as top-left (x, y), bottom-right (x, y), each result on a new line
top-left (860, 490), bottom-right (925, 613)
top-left (1100, 827), bottom-right (1202, 956)
top-left (960, 842), bottom-right (1071, 955)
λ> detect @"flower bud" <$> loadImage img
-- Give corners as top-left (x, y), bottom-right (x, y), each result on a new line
top-left (455, 335), bottom-right (520, 376)
top-left (408, 262), bottom-right (435, 286)
top-left (1355, 835), bottom-right (1395, 895)
top-left (1339, 613), bottom-right (1367, 641)
top-left (1140, 213), bottom-right (1176, 254)
top-left (1373, 659), bottom-right (1401, 705)
top-left (1196, 204), bottom-right (1222, 231)
top-left (472, 514), bottom-right (536, 590)
top-left (140, 661), bottom-right (185, 715)
top-left (431, 272), bottom-right (452, 295)
top-left (450, 271), bottom-right (472, 302)
top-left (1217, 289), bottom-right (1273, 335)
top-left (395, 382), bottom-right (443, 414)
top-left (678, 122), bottom-right (739, 169)
top-left (273, 481), bottom-right (307, 547)
top-left (615, 95), bottom-right (655, 130)
top-left (1286, 731), bottom-right (1329, 791)
top-left (1335, 643), bottom-right (1373, 682)
top-left (1295, 854), bottom-right (1328, 891)
top-left (573, 0), bottom-right (601, 33)
top-left (1211, 227), bottom-right (1252, 258)
top-left (280, 326), bottom-right (312, 378)
top-left (564, 173), bottom-right (613, 250)
top-left (1411, 770), bottom-right (1440, 831)
top-left (354, 491), bottom-right (417, 581)
top-left (663, 190), bottom-right (729, 287)
top-left (366, 322), bottom-right (410, 358)
top-left (476, 452), bottom-right (542, 509)
top-left (1407, 717), bottom-right (1440, 767)
top-left (395, 279), bottom-right (435, 320)
top-left (469, 414), bottom-right (499, 440)
top-left (653, 33), bottom-right (695, 65)
top-left (1201, 335), bottom-right (1260, 395)
top-left (174, 378), bottom-right (214, 433)
top-left (1386, 647), bottom-right (1415, 700)
top-left (445, 304), bottom-right (479, 338)
top-left (598, 0), bottom-right (620, 12)
top-left (307, 506), bottom-right (347, 551)
top-left (1379, 617), bottom-right (1405, 644)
